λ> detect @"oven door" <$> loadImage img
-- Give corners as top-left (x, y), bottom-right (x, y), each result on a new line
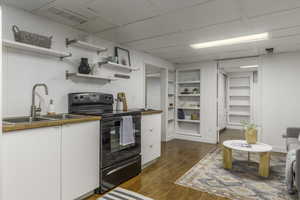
top-left (100, 114), bottom-right (141, 168)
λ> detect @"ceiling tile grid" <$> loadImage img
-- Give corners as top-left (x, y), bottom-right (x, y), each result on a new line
top-left (4, 0), bottom-right (300, 63)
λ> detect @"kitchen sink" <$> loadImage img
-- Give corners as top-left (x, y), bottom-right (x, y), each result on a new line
top-left (43, 114), bottom-right (83, 120)
top-left (3, 116), bottom-right (56, 124)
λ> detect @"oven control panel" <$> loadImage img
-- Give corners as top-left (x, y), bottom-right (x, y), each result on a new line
top-left (69, 92), bottom-right (114, 105)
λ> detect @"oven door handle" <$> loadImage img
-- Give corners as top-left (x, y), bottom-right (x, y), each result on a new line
top-left (106, 160), bottom-right (138, 176)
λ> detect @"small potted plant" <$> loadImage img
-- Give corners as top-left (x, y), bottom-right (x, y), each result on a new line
top-left (241, 121), bottom-right (258, 144)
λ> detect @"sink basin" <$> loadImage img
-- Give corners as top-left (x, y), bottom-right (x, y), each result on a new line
top-left (3, 116), bottom-right (55, 124)
top-left (44, 114), bottom-right (83, 120)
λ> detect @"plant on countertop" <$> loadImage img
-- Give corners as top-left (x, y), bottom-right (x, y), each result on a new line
top-left (241, 120), bottom-right (258, 144)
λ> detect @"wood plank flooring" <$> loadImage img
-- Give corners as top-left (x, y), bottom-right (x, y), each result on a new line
top-left (87, 130), bottom-right (244, 200)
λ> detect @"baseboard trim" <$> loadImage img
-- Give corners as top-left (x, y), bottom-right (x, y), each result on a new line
top-left (174, 134), bottom-right (216, 144)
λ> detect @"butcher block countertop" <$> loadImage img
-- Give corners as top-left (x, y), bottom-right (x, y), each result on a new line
top-left (141, 109), bottom-right (163, 115)
top-left (3, 114), bottom-right (101, 133)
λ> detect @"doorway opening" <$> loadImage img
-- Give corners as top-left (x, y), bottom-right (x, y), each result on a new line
top-left (217, 59), bottom-right (261, 144)
top-left (144, 64), bottom-right (168, 141)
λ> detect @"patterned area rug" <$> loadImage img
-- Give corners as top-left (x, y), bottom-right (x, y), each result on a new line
top-left (176, 148), bottom-right (297, 200)
top-left (98, 187), bottom-right (153, 200)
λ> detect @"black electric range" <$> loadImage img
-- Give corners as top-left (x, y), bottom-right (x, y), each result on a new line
top-left (68, 92), bottom-right (142, 193)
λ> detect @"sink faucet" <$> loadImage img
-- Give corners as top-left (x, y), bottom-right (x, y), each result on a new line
top-left (31, 83), bottom-right (49, 118)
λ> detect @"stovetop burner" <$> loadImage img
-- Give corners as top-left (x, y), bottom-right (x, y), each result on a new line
top-left (68, 92), bottom-right (142, 118)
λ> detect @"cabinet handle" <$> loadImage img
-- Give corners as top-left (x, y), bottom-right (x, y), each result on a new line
top-left (149, 128), bottom-right (153, 132)
top-left (149, 145), bottom-right (153, 148)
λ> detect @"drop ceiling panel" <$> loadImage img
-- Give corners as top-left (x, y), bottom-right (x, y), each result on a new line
top-left (97, 0), bottom-right (241, 44)
top-left (86, 0), bottom-right (159, 26)
top-left (3, 0), bottom-right (53, 11)
top-left (74, 17), bottom-right (116, 33)
top-left (126, 20), bottom-right (251, 51)
top-left (241, 0), bottom-right (300, 18)
top-left (248, 8), bottom-right (300, 32)
top-left (148, 0), bottom-right (211, 13)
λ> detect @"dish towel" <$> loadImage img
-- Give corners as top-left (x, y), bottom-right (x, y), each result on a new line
top-left (120, 116), bottom-right (135, 146)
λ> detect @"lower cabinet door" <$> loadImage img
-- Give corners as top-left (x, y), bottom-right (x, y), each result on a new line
top-left (2, 126), bottom-right (61, 200)
top-left (61, 121), bottom-right (100, 200)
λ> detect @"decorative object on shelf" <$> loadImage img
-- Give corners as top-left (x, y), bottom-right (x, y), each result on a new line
top-left (107, 56), bottom-right (118, 63)
top-left (115, 47), bottom-right (131, 66)
top-left (241, 121), bottom-right (257, 144)
top-left (169, 103), bottom-right (174, 107)
top-left (178, 109), bottom-right (185, 119)
top-left (114, 74), bottom-right (130, 79)
top-left (191, 113), bottom-right (199, 120)
top-left (78, 58), bottom-right (91, 74)
top-left (91, 63), bottom-right (98, 75)
top-left (192, 88), bottom-right (200, 94)
top-left (181, 88), bottom-right (190, 94)
top-left (12, 25), bottom-right (52, 48)
top-left (117, 92), bottom-right (128, 111)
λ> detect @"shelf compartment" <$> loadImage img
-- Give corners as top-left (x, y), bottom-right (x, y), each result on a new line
top-left (3, 39), bottom-right (72, 60)
top-left (177, 81), bottom-right (200, 84)
top-left (228, 112), bottom-right (250, 116)
top-left (65, 71), bottom-right (117, 81)
top-left (100, 61), bottom-right (138, 72)
top-left (66, 38), bottom-right (107, 54)
top-left (177, 107), bottom-right (200, 110)
top-left (177, 119), bottom-right (200, 123)
top-left (178, 94), bottom-right (200, 97)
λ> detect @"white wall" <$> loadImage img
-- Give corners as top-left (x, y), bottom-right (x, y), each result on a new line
top-left (261, 52), bottom-right (300, 152)
top-left (146, 77), bottom-right (161, 110)
top-left (2, 5), bottom-right (174, 117)
top-left (176, 62), bottom-right (218, 144)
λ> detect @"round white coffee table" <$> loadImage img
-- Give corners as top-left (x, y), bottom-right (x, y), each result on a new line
top-left (222, 140), bottom-right (272, 177)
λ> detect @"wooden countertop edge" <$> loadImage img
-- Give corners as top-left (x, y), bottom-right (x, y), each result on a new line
top-left (3, 116), bottom-right (101, 133)
top-left (141, 110), bottom-right (163, 115)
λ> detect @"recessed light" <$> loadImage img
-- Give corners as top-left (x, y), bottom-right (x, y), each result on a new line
top-left (240, 65), bottom-right (259, 69)
top-left (190, 33), bottom-right (269, 49)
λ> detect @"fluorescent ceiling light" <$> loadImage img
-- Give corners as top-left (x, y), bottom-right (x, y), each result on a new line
top-left (240, 65), bottom-right (259, 69)
top-left (190, 33), bottom-right (269, 49)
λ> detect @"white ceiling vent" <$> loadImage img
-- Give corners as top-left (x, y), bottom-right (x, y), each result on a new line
top-left (46, 7), bottom-right (88, 24)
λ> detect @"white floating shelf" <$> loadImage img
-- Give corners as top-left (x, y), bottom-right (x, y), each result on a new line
top-left (177, 119), bottom-right (200, 123)
top-left (178, 94), bottom-right (200, 97)
top-left (177, 107), bottom-right (200, 110)
top-left (66, 38), bottom-right (107, 54)
top-left (101, 62), bottom-right (139, 72)
top-left (3, 39), bottom-right (71, 60)
top-left (229, 104), bottom-right (250, 107)
top-left (229, 95), bottom-right (250, 97)
top-left (230, 85), bottom-right (250, 88)
top-left (228, 112), bottom-right (250, 116)
top-left (177, 81), bottom-right (200, 84)
top-left (65, 71), bottom-right (117, 81)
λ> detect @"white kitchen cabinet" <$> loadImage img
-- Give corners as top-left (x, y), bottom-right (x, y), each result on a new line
top-left (61, 121), bottom-right (100, 200)
top-left (2, 126), bottom-right (61, 200)
top-left (141, 114), bottom-right (162, 165)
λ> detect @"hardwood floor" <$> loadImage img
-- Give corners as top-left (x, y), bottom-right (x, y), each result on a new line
top-left (86, 138), bottom-right (236, 200)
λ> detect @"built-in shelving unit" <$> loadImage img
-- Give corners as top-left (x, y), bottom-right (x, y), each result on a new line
top-left (66, 38), bottom-right (107, 55)
top-left (65, 71), bottom-right (117, 81)
top-left (176, 69), bottom-right (201, 138)
top-left (3, 39), bottom-right (72, 60)
top-left (99, 61), bottom-right (139, 72)
top-left (167, 70), bottom-right (176, 140)
top-left (227, 72), bottom-right (253, 127)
